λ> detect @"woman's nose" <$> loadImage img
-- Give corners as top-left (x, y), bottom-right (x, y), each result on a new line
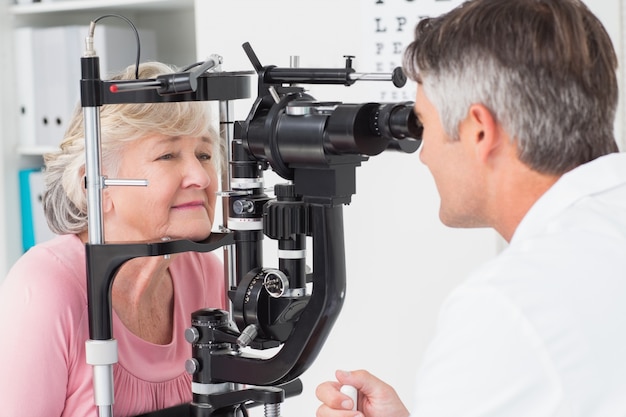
top-left (181, 158), bottom-right (212, 189)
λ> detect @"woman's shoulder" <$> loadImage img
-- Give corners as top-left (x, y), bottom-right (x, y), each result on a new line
top-left (3, 234), bottom-right (87, 302)
top-left (17, 234), bottom-right (84, 271)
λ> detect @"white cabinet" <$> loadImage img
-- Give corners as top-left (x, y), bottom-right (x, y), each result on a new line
top-left (0, 0), bottom-right (199, 274)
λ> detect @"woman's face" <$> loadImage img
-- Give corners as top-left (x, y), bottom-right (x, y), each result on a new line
top-left (102, 134), bottom-right (219, 242)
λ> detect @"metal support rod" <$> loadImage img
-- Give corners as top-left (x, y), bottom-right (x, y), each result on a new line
top-left (348, 72), bottom-right (395, 81)
top-left (103, 178), bottom-right (149, 187)
top-left (220, 100), bottom-right (237, 313)
top-left (84, 106), bottom-right (105, 245)
top-left (83, 104), bottom-right (115, 417)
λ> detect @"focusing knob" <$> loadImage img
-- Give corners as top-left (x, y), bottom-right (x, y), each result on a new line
top-left (274, 183), bottom-right (296, 200)
top-left (185, 327), bottom-right (200, 344)
top-left (185, 358), bottom-right (200, 375)
top-left (237, 324), bottom-right (259, 348)
top-left (233, 199), bottom-right (255, 214)
top-left (264, 269), bottom-right (290, 298)
top-left (264, 187), bottom-right (308, 239)
top-left (391, 67), bottom-right (407, 88)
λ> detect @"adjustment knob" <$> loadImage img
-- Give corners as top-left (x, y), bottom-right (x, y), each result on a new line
top-left (233, 199), bottom-right (255, 214)
top-left (184, 327), bottom-right (200, 344)
top-left (185, 358), bottom-right (200, 375)
top-left (237, 324), bottom-right (259, 348)
top-left (264, 269), bottom-right (289, 298)
top-left (264, 185), bottom-right (308, 239)
top-left (274, 183), bottom-right (296, 200)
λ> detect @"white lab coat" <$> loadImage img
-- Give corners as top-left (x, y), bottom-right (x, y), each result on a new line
top-left (411, 152), bottom-right (626, 417)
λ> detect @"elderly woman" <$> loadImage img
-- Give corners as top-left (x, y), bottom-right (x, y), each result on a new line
top-left (0, 62), bottom-right (226, 416)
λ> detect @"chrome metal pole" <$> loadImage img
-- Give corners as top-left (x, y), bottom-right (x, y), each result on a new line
top-left (83, 106), bottom-right (104, 245)
top-left (219, 100), bottom-right (237, 313)
top-left (83, 105), bottom-right (115, 417)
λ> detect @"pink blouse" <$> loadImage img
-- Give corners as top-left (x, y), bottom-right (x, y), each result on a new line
top-left (0, 234), bottom-right (226, 417)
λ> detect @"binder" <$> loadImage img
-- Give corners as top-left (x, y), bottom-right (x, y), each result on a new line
top-left (38, 26), bottom-right (72, 148)
top-left (14, 27), bottom-right (39, 148)
top-left (14, 25), bottom-right (157, 150)
top-left (15, 26), bottom-right (71, 149)
top-left (19, 168), bottom-right (56, 252)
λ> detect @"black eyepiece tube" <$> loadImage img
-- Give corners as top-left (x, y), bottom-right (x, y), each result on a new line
top-left (378, 102), bottom-right (422, 137)
top-left (326, 102), bottom-right (422, 156)
top-left (377, 103), bottom-right (423, 153)
top-left (325, 103), bottom-right (390, 156)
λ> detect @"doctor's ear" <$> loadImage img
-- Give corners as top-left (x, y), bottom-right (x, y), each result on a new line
top-left (463, 104), bottom-right (503, 162)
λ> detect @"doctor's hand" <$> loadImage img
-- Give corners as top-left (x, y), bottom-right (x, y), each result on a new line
top-left (315, 370), bottom-right (410, 417)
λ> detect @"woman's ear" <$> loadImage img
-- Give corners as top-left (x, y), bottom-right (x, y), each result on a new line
top-left (81, 164), bottom-right (115, 213)
top-left (101, 188), bottom-right (114, 213)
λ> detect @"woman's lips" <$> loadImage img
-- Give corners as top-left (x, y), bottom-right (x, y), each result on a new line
top-left (172, 201), bottom-right (205, 210)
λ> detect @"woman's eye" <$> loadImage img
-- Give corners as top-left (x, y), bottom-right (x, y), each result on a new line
top-left (198, 153), bottom-right (212, 161)
top-left (157, 153), bottom-right (174, 161)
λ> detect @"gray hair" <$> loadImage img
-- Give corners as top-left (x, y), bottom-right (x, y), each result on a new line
top-left (403, 0), bottom-right (618, 175)
top-left (43, 61), bottom-right (220, 235)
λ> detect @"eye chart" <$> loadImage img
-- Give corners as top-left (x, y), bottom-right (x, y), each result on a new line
top-left (360, 0), bottom-right (465, 101)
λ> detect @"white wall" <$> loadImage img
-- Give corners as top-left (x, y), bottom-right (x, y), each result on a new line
top-left (584, 1), bottom-right (624, 150)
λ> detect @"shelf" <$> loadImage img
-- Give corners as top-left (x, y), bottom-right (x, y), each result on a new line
top-left (17, 145), bottom-right (58, 156)
top-left (7, 0), bottom-right (198, 80)
top-left (9, 0), bottom-right (193, 15)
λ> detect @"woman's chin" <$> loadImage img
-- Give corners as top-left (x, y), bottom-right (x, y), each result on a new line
top-left (172, 228), bottom-right (213, 242)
